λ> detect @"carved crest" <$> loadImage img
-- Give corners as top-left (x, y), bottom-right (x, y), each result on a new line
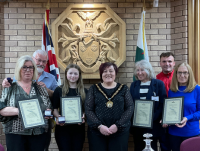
top-left (52, 4), bottom-right (126, 78)
top-left (79, 37), bottom-right (99, 66)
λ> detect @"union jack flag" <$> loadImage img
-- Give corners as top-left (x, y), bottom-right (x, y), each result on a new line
top-left (42, 10), bottom-right (61, 85)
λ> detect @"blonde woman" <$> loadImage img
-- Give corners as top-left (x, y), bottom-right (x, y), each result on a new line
top-left (52, 64), bottom-right (87, 151)
top-left (167, 62), bottom-right (200, 151)
top-left (0, 55), bottom-right (52, 151)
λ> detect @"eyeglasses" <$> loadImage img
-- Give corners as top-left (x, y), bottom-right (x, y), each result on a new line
top-left (177, 72), bottom-right (189, 76)
top-left (34, 57), bottom-right (47, 64)
top-left (22, 66), bottom-right (34, 71)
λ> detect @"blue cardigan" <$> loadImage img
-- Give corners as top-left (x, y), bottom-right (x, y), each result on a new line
top-left (168, 85), bottom-right (200, 137)
top-left (130, 79), bottom-right (167, 137)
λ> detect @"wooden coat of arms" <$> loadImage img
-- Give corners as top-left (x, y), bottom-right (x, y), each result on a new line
top-left (52, 4), bottom-right (126, 79)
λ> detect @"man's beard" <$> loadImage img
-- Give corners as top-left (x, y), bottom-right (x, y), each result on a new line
top-left (37, 65), bottom-right (44, 73)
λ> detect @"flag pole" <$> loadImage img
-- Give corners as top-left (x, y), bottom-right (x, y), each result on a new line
top-left (143, 0), bottom-right (146, 11)
top-left (46, 0), bottom-right (50, 10)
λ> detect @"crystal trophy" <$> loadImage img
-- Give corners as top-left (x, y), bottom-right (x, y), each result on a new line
top-left (142, 133), bottom-right (154, 151)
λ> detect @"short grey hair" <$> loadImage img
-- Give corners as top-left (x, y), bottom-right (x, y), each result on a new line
top-left (33, 49), bottom-right (48, 60)
top-left (15, 55), bottom-right (38, 81)
top-left (134, 60), bottom-right (156, 80)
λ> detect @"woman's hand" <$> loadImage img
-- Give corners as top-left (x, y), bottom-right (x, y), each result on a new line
top-left (175, 117), bottom-right (188, 128)
top-left (56, 115), bottom-right (65, 126)
top-left (0, 107), bottom-right (19, 116)
top-left (160, 120), bottom-right (169, 128)
top-left (2, 78), bottom-right (11, 88)
top-left (108, 124), bottom-right (118, 134)
top-left (99, 125), bottom-right (112, 136)
top-left (44, 109), bottom-right (53, 119)
top-left (162, 124), bottom-right (169, 128)
top-left (78, 113), bottom-right (85, 125)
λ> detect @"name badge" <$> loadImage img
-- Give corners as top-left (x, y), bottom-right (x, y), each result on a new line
top-left (151, 96), bottom-right (159, 101)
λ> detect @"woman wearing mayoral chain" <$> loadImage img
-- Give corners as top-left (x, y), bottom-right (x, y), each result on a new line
top-left (166, 62), bottom-right (200, 151)
top-left (85, 62), bottom-right (134, 151)
top-left (52, 64), bottom-right (87, 151)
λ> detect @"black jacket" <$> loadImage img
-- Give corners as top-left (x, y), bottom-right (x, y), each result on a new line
top-left (130, 79), bottom-right (167, 137)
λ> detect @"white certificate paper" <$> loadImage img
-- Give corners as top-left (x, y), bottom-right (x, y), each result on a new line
top-left (18, 99), bottom-right (45, 129)
top-left (133, 100), bottom-right (154, 128)
top-left (163, 97), bottom-right (183, 124)
top-left (61, 97), bottom-right (82, 124)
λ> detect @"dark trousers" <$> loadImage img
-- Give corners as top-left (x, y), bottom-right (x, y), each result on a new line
top-left (88, 131), bottom-right (130, 151)
top-left (6, 133), bottom-right (46, 151)
top-left (55, 126), bottom-right (85, 151)
top-left (44, 121), bottom-right (52, 151)
top-left (159, 132), bottom-right (171, 151)
top-left (169, 134), bottom-right (199, 151)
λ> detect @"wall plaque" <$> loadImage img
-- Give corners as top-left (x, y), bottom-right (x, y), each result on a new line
top-left (52, 4), bottom-right (126, 79)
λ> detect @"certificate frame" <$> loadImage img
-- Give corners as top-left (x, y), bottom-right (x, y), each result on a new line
top-left (162, 97), bottom-right (184, 125)
top-left (133, 100), bottom-right (154, 129)
top-left (60, 96), bottom-right (82, 124)
top-left (18, 99), bottom-right (45, 129)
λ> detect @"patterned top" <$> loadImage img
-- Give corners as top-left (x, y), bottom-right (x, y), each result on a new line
top-left (0, 82), bottom-right (51, 135)
top-left (85, 83), bottom-right (134, 136)
top-left (139, 81), bottom-right (151, 100)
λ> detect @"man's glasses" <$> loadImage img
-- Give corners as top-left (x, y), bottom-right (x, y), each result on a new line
top-left (22, 66), bottom-right (34, 71)
top-left (177, 72), bottom-right (189, 76)
top-left (34, 57), bottom-right (47, 64)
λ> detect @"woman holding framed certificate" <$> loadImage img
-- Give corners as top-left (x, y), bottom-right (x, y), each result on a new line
top-left (85, 62), bottom-right (134, 151)
top-left (130, 60), bottom-right (167, 151)
top-left (0, 55), bottom-right (52, 151)
top-left (167, 62), bottom-right (200, 151)
top-left (52, 64), bottom-right (88, 151)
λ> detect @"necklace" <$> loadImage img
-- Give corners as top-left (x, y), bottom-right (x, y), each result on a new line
top-left (96, 84), bottom-right (123, 108)
top-left (18, 82), bottom-right (31, 90)
top-left (178, 89), bottom-right (186, 92)
top-left (22, 86), bottom-right (31, 90)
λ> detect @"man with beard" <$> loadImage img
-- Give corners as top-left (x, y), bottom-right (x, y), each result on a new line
top-left (2, 49), bottom-right (58, 97)
top-left (2, 49), bottom-right (58, 151)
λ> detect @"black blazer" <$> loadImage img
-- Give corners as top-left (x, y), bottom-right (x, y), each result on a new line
top-left (130, 79), bottom-right (167, 137)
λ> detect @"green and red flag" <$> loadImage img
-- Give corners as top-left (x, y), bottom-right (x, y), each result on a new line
top-left (134, 11), bottom-right (149, 81)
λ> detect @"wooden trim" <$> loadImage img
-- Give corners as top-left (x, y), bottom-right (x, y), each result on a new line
top-left (188, 0), bottom-right (200, 84)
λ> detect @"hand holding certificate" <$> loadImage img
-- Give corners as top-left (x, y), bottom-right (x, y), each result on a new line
top-left (162, 97), bottom-right (184, 125)
top-left (133, 100), bottom-right (154, 128)
top-left (18, 99), bottom-right (45, 129)
top-left (60, 96), bottom-right (83, 124)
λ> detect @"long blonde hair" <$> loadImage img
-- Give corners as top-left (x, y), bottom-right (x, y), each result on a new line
top-left (170, 62), bottom-right (197, 92)
top-left (62, 64), bottom-right (86, 102)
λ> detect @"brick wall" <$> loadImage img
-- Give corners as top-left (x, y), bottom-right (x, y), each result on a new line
top-left (0, 0), bottom-right (188, 150)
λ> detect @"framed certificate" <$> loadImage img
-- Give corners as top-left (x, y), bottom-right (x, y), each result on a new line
top-left (60, 96), bottom-right (82, 124)
top-left (133, 100), bottom-right (154, 129)
top-left (162, 97), bottom-right (184, 125)
top-left (18, 99), bottom-right (45, 129)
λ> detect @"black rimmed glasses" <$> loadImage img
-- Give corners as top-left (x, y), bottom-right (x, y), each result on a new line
top-left (22, 66), bottom-right (34, 71)
top-left (177, 72), bottom-right (189, 76)
top-left (34, 57), bottom-right (47, 64)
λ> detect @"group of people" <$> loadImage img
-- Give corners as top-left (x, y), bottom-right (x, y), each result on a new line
top-left (0, 50), bottom-right (200, 151)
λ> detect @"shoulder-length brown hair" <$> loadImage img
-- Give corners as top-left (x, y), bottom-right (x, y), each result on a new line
top-left (170, 62), bottom-right (197, 92)
top-left (62, 64), bottom-right (86, 102)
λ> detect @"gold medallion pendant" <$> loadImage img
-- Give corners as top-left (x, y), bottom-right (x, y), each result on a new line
top-left (96, 84), bottom-right (123, 109)
top-left (106, 100), bottom-right (113, 108)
